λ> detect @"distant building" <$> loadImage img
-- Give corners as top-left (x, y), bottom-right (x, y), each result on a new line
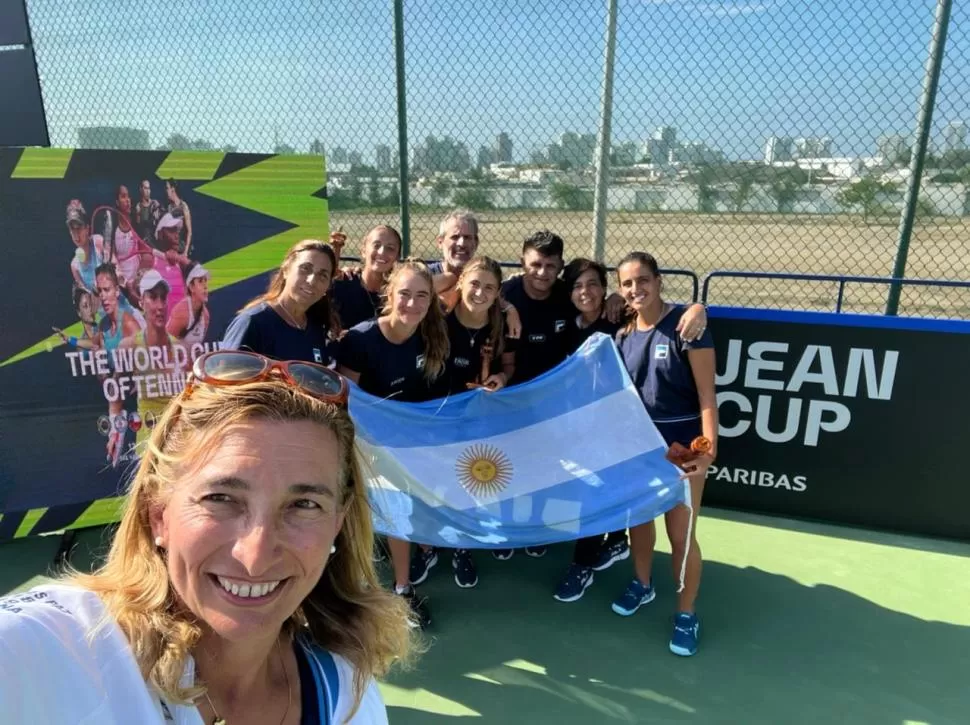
top-left (639, 138), bottom-right (671, 165)
top-left (764, 136), bottom-right (793, 164)
top-left (653, 126), bottom-right (677, 145)
top-left (557, 132), bottom-right (596, 167)
top-left (413, 135), bottom-right (470, 173)
top-left (330, 147), bottom-right (349, 164)
top-left (942, 121), bottom-right (966, 153)
top-left (375, 145), bottom-right (392, 171)
top-left (477, 145), bottom-right (494, 169)
top-left (611, 141), bottom-right (639, 166)
top-left (670, 142), bottom-right (724, 166)
top-left (877, 135), bottom-right (909, 165)
top-left (494, 132), bottom-right (513, 164)
top-left (489, 163), bottom-right (518, 181)
top-left (77, 126), bottom-right (149, 150)
top-left (794, 136), bottom-right (832, 159)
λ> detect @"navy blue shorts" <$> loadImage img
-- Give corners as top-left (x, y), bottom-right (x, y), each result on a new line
top-left (654, 418), bottom-right (703, 448)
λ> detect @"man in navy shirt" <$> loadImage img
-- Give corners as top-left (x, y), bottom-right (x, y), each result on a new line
top-left (501, 230), bottom-right (575, 386)
top-left (492, 230), bottom-right (576, 561)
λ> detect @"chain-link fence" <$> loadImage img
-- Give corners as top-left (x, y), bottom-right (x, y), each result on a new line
top-left (19, 0), bottom-right (970, 317)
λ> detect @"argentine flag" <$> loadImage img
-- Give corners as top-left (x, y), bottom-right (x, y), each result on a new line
top-left (350, 333), bottom-right (688, 549)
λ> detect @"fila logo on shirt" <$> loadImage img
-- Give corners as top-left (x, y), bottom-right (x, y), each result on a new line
top-left (655, 344), bottom-right (669, 360)
top-left (416, 354), bottom-right (426, 369)
top-left (554, 320), bottom-right (566, 333)
top-left (312, 348), bottom-right (323, 363)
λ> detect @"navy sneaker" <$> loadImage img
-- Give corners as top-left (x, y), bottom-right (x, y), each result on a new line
top-left (553, 564), bottom-right (594, 602)
top-left (592, 539), bottom-right (630, 572)
top-left (409, 547), bottom-right (438, 586)
top-left (524, 546), bottom-right (547, 558)
top-left (452, 549), bottom-right (479, 588)
top-left (397, 585), bottom-right (431, 629)
top-left (669, 612), bottom-right (700, 656)
top-left (492, 548), bottom-right (514, 561)
top-left (611, 577), bottom-right (656, 616)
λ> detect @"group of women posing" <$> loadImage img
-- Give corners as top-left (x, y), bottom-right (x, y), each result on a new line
top-left (220, 214), bottom-right (717, 658)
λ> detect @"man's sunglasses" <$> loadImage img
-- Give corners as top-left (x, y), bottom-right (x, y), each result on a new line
top-left (186, 350), bottom-right (348, 405)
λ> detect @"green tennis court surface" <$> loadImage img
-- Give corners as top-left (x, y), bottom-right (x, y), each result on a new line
top-left (3, 510), bottom-right (968, 724)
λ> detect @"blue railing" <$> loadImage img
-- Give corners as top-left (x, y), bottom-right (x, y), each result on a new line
top-left (702, 271), bottom-right (970, 314)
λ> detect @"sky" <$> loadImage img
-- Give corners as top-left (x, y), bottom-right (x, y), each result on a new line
top-left (25, 0), bottom-right (970, 162)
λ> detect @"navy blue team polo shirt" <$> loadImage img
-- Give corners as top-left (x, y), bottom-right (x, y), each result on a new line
top-left (615, 305), bottom-right (714, 424)
top-left (221, 302), bottom-right (336, 366)
top-left (337, 319), bottom-right (441, 402)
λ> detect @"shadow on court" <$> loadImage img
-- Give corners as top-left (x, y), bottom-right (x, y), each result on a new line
top-left (383, 544), bottom-right (969, 725)
top-left (2, 525), bottom-right (967, 724)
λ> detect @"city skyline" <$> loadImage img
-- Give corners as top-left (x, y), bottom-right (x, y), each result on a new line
top-left (36, 0), bottom-right (970, 161)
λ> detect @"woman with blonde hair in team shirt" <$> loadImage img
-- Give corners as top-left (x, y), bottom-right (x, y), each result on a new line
top-left (329, 225), bottom-right (402, 331)
top-left (408, 255), bottom-right (516, 590)
top-left (609, 251), bottom-right (717, 658)
top-left (336, 259), bottom-right (450, 628)
top-left (0, 351), bottom-right (413, 723)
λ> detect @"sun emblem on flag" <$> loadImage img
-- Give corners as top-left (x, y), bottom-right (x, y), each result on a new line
top-left (456, 444), bottom-right (513, 498)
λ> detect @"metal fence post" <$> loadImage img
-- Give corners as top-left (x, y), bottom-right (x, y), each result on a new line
top-left (590, 0), bottom-right (619, 264)
top-left (393, 0), bottom-right (412, 257)
top-left (886, 0), bottom-right (952, 316)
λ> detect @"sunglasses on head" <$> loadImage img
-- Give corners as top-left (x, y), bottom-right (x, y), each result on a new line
top-left (186, 350), bottom-right (348, 405)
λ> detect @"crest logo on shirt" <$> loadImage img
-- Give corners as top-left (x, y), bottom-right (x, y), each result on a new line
top-left (312, 347), bottom-right (323, 363)
top-left (416, 354), bottom-right (426, 369)
top-left (655, 344), bottom-right (670, 360)
top-left (554, 320), bottom-right (566, 333)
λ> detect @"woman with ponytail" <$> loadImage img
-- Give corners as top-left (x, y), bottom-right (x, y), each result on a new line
top-left (336, 258), bottom-right (449, 628)
top-left (408, 256), bottom-right (516, 591)
top-left (221, 239), bottom-right (339, 365)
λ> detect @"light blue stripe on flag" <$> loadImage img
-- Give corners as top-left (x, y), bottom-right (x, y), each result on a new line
top-left (350, 333), bottom-right (688, 548)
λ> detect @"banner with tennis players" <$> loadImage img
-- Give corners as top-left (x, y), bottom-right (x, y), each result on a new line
top-left (352, 334), bottom-right (689, 549)
top-left (0, 148), bottom-right (329, 539)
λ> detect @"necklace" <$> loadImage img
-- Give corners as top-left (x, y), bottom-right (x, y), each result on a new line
top-left (202, 637), bottom-right (291, 725)
top-left (275, 300), bottom-right (306, 330)
top-left (636, 302), bottom-right (671, 331)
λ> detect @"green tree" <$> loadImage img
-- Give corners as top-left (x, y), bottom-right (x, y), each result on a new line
top-left (729, 176), bottom-right (755, 214)
top-left (452, 187), bottom-right (493, 209)
top-left (367, 172), bottom-right (381, 207)
top-left (430, 178), bottom-right (452, 207)
top-left (548, 182), bottom-right (593, 211)
top-left (685, 164), bottom-right (722, 213)
top-left (835, 178), bottom-right (898, 222)
top-left (766, 167), bottom-right (808, 213)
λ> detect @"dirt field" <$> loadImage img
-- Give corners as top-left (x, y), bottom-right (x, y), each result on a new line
top-left (329, 208), bottom-right (970, 317)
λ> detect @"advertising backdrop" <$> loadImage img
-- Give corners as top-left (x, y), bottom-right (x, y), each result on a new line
top-left (0, 148), bottom-right (328, 538)
top-left (704, 307), bottom-right (970, 540)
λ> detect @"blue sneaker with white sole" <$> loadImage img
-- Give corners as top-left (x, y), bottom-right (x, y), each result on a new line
top-left (669, 612), bottom-right (700, 656)
top-left (592, 539), bottom-right (630, 572)
top-left (610, 577), bottom-right (656, 616)
top-left (553, 564), bottom-right (594, 602)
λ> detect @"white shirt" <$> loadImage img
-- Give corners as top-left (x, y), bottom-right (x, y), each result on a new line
top-left (0, 584), bottom-right (387, 724)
